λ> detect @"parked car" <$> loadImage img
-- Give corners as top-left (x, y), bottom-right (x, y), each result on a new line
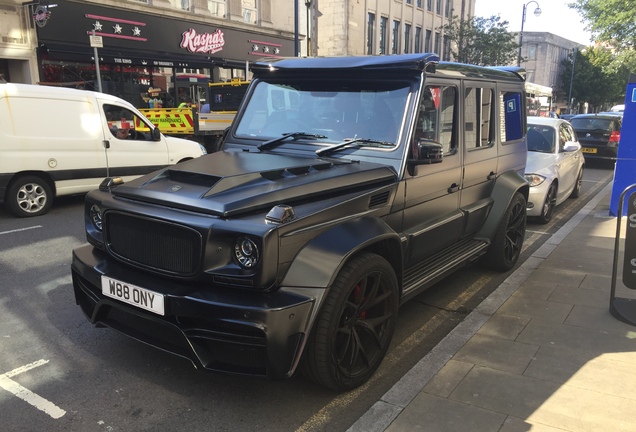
top-left (71, 54), bottom-right (530, 391)
top-left (559, 113), bottom-right (577, 121)
top-left (525, 117), bottom-right (584, 223)
top-left (570, 113), bottom-right (622, 162)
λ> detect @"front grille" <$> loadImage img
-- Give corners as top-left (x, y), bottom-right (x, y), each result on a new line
top-left (105, 212), bottom-right (202, 276)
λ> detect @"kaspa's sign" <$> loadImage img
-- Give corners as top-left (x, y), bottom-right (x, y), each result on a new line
top-left (180, 28), bottom-right (224, 55)
top-left (33, 4), bottom-right (56, 28)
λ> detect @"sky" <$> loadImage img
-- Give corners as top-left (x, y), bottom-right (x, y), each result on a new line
top-left (474, 0), bottom-right (593, 46)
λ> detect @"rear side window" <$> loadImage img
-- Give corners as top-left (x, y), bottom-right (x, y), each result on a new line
top-left (499, 91), bottom-right (524, 142)
top-left (465, 87), bottom-right (495, 149)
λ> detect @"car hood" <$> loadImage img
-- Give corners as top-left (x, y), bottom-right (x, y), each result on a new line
top-left (525, 151), bottom-right (557, 175)
top-left (111, 150), bottom-right (397, 216)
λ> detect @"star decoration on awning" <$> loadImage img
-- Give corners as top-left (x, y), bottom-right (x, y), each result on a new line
top-left (132, 26), bottom-right (141, 37)
top-left (113, 24), bottom-right (122, 34)
top-left (93, 21), bottom-right (103, 31)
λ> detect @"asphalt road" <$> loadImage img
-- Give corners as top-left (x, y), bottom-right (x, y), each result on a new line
top-left (0, 163), bottom-right (614, 432)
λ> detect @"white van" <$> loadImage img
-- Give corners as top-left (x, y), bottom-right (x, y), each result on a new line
top-left (0, 83), bottom-right (206, 217)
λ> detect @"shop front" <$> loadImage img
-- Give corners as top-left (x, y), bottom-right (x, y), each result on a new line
top-left (35, 0), bottom-right (294, 109)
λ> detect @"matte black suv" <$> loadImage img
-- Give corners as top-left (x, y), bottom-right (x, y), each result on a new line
top-left (72, 54), bottom-right (529, 391)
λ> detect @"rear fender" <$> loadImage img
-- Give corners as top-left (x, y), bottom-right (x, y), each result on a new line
top-left (477, 171), bottom-right (529, 241)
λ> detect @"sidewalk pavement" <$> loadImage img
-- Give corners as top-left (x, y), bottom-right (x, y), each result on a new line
top-left (350, 182), bottom-right (636, 432)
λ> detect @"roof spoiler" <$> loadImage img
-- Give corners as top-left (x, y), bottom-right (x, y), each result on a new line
top-left (490, 66), bottom-right (526, 82)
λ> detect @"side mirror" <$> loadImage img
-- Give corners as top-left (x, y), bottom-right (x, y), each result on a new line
top-left (417, 140), bottom-right (443, 164)
top-left (563, 141), bottom-right (580, 152)
top-left (151, 127), bottom-right (162, 141)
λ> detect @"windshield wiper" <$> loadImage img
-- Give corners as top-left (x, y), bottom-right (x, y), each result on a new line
top-left (315, 138), bottom-right (395, 157)
top-left (257, 132), bottom-right (327, 151)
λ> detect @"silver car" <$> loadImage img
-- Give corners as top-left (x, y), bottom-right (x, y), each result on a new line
top-left (525, 117), bottom-right (585, 223)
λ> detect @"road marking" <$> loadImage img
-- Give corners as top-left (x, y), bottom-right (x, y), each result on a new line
top-left (0, 359), bottom-right (66, 419)
top-left (0, 225), bottom-right (43, 235)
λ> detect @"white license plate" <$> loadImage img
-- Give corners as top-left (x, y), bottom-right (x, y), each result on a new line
top-left (101, 276), bottom-right (165, 316)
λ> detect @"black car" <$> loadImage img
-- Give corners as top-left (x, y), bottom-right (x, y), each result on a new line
top-left (570, 113), bottom-right (622, 161)
top-left (71, 54), bottom-right (530, 391)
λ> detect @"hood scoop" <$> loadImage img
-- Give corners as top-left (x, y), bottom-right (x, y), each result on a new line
top-left (113, 150), bottom-right (396, 217)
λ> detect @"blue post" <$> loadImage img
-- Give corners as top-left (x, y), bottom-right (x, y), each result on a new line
top-left (610, 73), bottom-right (636, 216)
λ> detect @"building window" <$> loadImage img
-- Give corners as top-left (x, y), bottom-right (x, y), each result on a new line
top-left (527, 44), bottom-right (537, 60)
top-left (406, 0), bottom-right (412, 4)
top-left (417, 0), bottom-right (422, 8)
top-left (443, 35), bottom-right (450, 60)
top-left (425, 29), bottom-right (432, 52)
top-left (445, 0), bottom-right (452, 17)
top-left (208, 0), bottom-right (226, 17)
top-left (436, 0), bottom-right (442, 15)
top-left (379, 16), bottom-right (388, 55)
top-left (367, 13), bottom-right (375, 55)
top-left (171, 0), bottom-right (190, 11)
top-left (404, 24), bottom-right (411, 54)
top-left (242, 0), bottom-right (257, 24)
top-left (415, 26), bottom-right (422, 53)
top-left (392, 21), bottom-right (400, 54)
top-left (434, 31), bottom-right (441, 54)
top-left (427, 0), bottom-right (432, 12)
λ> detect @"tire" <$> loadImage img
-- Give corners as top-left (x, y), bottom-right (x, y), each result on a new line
top-left (536, 182), bottom-right (557, 224)
top-left (484, 192), bottom-right (526, 272)
top-left (301, 252), bottom-right (399, 391)
top-left (6, 175), bottom-right (54, 218)
top-left (569, 167), bottom-right (583, 199)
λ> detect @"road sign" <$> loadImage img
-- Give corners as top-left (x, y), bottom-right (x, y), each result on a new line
top-left (90, 35), bottom-right (103, 48)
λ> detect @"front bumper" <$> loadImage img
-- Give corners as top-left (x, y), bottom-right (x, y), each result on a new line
top-left (526, 182), bottom-right (550, 217)
top-left (71, 244), bottom-right (319, 379)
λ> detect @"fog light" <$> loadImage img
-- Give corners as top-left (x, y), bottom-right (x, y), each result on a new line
top-left (90, 204), bottom-right (103, 231)
top-left (234, 237), bottom-right (259, 269)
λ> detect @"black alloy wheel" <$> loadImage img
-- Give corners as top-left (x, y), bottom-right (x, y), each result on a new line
top-left (484, 192), bottom-right (527, 271)
top-left (537, 183), bottom-right (558, 224)
top-left (301, 252), bottom-right (399, 391)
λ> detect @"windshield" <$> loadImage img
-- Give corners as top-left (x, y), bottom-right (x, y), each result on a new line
top-left (570, 118), bottom-right (614, 131)
top-left (234, 79), bottom-right (411, 149)
top-left (527, 125), bottom-right (555, 153)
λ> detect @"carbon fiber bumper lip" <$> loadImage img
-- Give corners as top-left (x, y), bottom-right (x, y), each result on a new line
top-left (71, 244), bottom-right (316, 379)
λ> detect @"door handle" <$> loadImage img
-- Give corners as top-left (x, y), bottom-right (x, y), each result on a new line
top-left (448, 183), bottom-right (460, 193)
top-left (487, 171), bottom-right (496, 180)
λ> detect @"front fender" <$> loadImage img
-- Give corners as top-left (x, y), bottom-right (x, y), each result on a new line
top-left (477, 171), bottom-right (529, 241)
top-left (281, 216), bottom-right (401, 288)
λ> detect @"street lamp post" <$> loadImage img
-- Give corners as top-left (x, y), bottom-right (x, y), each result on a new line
top-left (517, 1), bottom-right (542, 67)
top-left (305, 0), bottom-right (311, 56)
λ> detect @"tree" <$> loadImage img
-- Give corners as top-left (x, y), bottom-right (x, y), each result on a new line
top-left (439, 15), bottom-right (518, 66)
top-left (559, 46), bottom-right (630, 111)
top-left (571, 0), bottom-right (636, 50)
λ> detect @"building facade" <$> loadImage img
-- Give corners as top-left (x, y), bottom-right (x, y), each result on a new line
top-left (518, 32), bottom-right (584, 108)
top-left (1, 0), bottom-right (475, 108)
top-left (313, 0), bottom-right (475, 58)
top-left (1, 0), bottom-right (297, 108)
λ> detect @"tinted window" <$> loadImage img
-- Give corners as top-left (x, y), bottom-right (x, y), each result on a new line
top-left (570, 118), bottom-right (613, 131)
top-left (413, 85), bottom-right (457, 155)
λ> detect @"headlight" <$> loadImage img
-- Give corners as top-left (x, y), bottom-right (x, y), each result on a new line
top-left (524, 174), bottom-right (546, 187)
top-left (234, 237), bottom-right (260, 269)
top-left (90, 204), bottom-right (103, 231)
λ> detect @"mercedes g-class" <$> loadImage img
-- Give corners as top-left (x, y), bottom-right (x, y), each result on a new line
top-left (71, 54), bottom-right (529, 391)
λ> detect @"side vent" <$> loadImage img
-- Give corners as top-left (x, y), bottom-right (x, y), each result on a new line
top-left (369, 191), bottom-right (390, 208)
